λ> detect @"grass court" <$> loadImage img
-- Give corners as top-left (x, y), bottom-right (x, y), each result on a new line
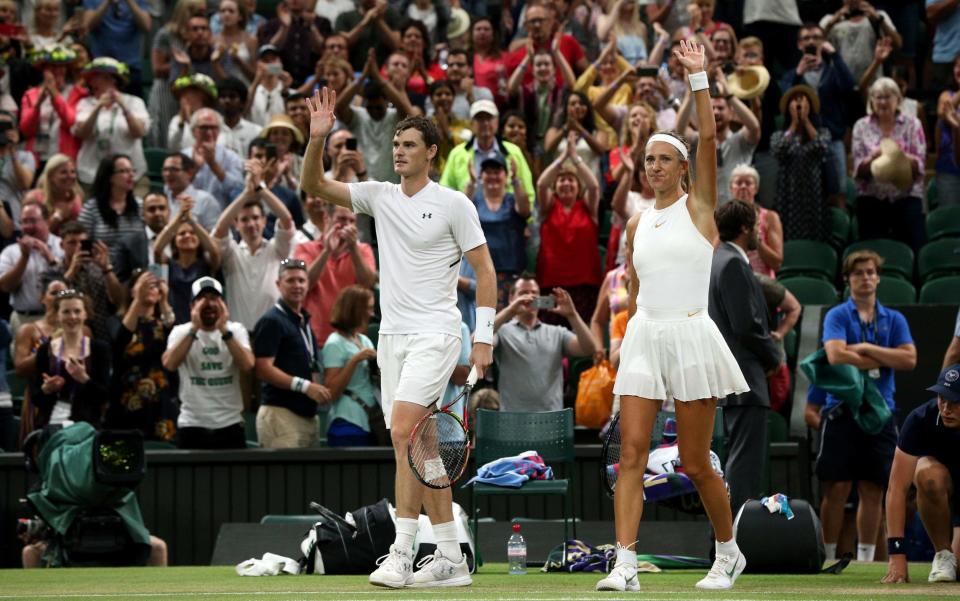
top-left (0, 562), bottom-right (957, 601)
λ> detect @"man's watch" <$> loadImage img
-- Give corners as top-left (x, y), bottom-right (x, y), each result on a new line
top-left (257, 181), bottom-right (268, 192)
top-left (221, 329), bottom-right (234, 342)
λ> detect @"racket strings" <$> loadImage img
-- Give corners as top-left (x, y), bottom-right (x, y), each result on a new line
top-left (409, 412), bottom-right (469, 488)
top-left (604, 418), bottom-right (622, 493)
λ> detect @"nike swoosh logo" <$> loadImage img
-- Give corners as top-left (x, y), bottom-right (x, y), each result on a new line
top-left (725, 554), bottom-right (740, 578)
top-left (654, 221), bottom-right (665, 228)
top-left (687, 310), bottom-right (701, 317)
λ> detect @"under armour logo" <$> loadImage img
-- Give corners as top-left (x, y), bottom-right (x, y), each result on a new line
top-left (486, 321), bottom-right (493, 328)
top-left (422, 213), bottom-right (432, 219)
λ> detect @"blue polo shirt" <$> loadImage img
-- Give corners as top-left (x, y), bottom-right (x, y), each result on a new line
top-left (898, 398), bottom-right (960, 470)
top-left (83, 0), bottom-right (150, 68)
top-left (821, 298), bottom-right (913, 410)
top-left (253, 302), bottom-right (321, 418)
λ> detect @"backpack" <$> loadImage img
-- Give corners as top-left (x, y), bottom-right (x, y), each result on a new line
top-left (300, 499), bottom-right (395, 574)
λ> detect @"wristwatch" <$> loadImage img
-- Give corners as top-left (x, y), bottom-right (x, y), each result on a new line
top-left (257, 181), bottom-right (268, 192)
top-left (221, 329), bottom-right (234, 342)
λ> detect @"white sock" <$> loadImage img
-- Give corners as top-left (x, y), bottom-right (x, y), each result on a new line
top-left (716, 538), bottom-right (739, 557)
top-left (824, 543), bottom-right (837, 561)
top-left (432, 521), bottom-right (463, 562)
top-left (857, 543), bottom-right (876, 562)
top-left (615, 546), bottom-right (637, 568)
top-left (394, 517), bottom-right (418, 555)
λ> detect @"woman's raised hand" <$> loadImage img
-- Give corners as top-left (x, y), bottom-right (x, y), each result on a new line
top-left (673, 39), bottom-right (707, 75)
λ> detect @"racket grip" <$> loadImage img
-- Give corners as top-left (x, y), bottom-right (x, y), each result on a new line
top-left (467, 365), bottom-right (479, 387)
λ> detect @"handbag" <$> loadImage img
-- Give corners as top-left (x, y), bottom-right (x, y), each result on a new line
top-left (344, 390), bottom-right (390, 445)
top-left (574, 359), bottom-right (615, 429)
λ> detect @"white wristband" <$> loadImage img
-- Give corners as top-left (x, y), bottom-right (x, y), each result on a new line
top-left (290, 377), bottom-right (308, 394)
top-left (474, 306), bottom-right (495, 345)
top-left (688, 71), bottom-right (709, 92)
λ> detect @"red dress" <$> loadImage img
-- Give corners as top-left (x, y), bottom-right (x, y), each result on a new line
top-left (537, 199), bottom-right (602, 288)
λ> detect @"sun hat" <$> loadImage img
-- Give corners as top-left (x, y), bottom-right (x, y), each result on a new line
top-left (260, 113), bottom-right (305, 146)
top-left (727, 65), bottom-right (770, 100)
top-left (172, 72), bottom-right (219, 102)
top-left (28, 45), bottom-right (77, 67)
top-left (779, 84), bottom-right (821, 116)
top-left (870, 138), bottom-right (914, 192)
top-left (81, 57), bottom-right (130, 86)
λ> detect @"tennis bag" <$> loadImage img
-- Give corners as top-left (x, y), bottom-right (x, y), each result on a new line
top-left (300, 499), bottom-right (394, 574)
top-left (733, 499), bottom-right (825, 573)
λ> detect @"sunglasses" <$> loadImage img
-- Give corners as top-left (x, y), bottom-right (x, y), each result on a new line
top-left (279, 258), bottom-right (307, 272)
top-left (57, 289), bottom-right (85, 299)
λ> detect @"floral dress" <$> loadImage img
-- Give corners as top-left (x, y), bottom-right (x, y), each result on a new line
top-left (106, 317), bottom-right (178, 441)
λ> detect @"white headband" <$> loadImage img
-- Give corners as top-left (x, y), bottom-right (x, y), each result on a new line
top-left (645, 134), bottom-right (688, 161)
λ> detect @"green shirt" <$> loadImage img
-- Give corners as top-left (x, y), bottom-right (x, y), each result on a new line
top-left (322, 332), bottom-right (378, 432)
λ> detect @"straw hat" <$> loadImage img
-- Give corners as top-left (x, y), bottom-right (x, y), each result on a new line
top-left (447, 7), bottom-right (470, 40)
top-left (727, 65), bottom-right (770, 100)
top-left (82, 57), bottom-right (130, 86)
top-left (870, 138), bottom-right (914, 192)
top-left (260, 113), bottom-right (305, 146)
top-left (779, 84), bottom-right (821, 116)
top-left (28, 45), bottom-right (77, 68)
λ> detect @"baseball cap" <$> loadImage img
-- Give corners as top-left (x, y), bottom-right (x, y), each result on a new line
top-left (927, 363), bottom-right (960, 403)
top-left (479, 155), bottom-right (507, 171)
top-left (191, 276), bottom-right (223, 300)
top-left (258, 44), bottom-right (280, 59)
top-left (470, 99), bottom-right (499, 119)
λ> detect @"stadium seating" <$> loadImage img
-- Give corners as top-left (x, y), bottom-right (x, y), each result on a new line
top-left (144, 147), bottom-right (168, 185)
top-left (844, 239), bottom-right (914, 282)
top-left (829, 207), bottom-right (851, 250)
top-left (918, 239), bottom-right (960, 283)
top-left (778, 240), bottom-right (837, 282)
top-left (926, 178), bottom-right (939, 211)
top-left (919, 276), bottom-right (960, 304)
top-left (843, 278), bottom-right (917, 304)
top-left (471, 408), bottom-right (575, 566)
top-left (926, 206), bottom-right (960, 241)
top-left (780, 276), bottom-right (838, 305)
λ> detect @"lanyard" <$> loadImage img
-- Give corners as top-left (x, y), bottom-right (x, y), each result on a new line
top-left (94, 104), bottom-right (119, 140)
top-left (858, 303), bottom-right (879, 344)
top-left (276, 303), bottom-right (314, 363)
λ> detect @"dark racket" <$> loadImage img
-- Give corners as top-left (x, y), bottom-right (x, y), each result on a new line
top-left (407, 366), bottom-right (478, 489)
top-left (600, 412), bottom-right (622, 497)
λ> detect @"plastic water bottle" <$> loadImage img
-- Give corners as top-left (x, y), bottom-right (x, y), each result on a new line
top-left (507, 523), bottom-right (527, 574)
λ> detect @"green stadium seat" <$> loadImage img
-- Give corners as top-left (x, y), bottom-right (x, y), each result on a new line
top-left (829, 207), bottom-right (851, 250)
top-left (598, 210), bottom-right (612, 247)
top-left (367, 321), bottom-right (379, 348)
top-left (778, 240), bottom-right (838, 282)
top-left (918, 239), bottom-right (960, 283)
top-left (256, 0), bottom-right (283, 17)
top-left (844, 239), bottom-right (914, 282)
top-left (927, 178), bottom-right (939, 211)
top-left (260, 515), bottom-right (318, 526)
top-left (526, 244), bottom-right (538, 273)
top-left (244, 411), bottom-right (257, 444)
top-left (780, 276), bottom-right (838, 305)
top-left (783, 328), bottom-right (799, 366)
top-left (144, 440), bottom-right (177, 450)
top-left (926, 206), bottom-right (960, 241)
top-left (845, 176), bottom-right (857, 211)
top-left (144, 147), bottom-right (168, 183)
top-left (843, 278), bottom-right (916, 304)
top-left (919, 276), bottom-right (960, 303)
top-left (6, 369), bottom-right (26, 402)
top-left (768, 412), bottom-right (788, 443)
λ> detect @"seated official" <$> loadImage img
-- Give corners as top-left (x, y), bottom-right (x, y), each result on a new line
top-left (882, 364), bottom-right (960, 585)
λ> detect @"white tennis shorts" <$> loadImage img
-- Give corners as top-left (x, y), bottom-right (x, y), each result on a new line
top-left (378, 333), bottom-right (461, 428)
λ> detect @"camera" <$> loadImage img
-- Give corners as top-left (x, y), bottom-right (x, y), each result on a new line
top-left (80, 239), bottom-right (94, 253)
top-left (17, 517), bottom-right (49, 541)
top-left (721, 61), bottom-right (736, 76)
top-left (533, 296), bottom-right (555, 310)
top-left (345, 138), bottom-right (358, 151)
top-left (803, 44), bottom-right (818, 56)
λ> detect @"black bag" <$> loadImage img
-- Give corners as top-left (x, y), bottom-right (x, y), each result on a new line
top-left (301, 499), bottom-right (395, 574)
top-left (345, 390), bottom-right (389, 446)
top-left (733, 498), bottom-right (825, 573)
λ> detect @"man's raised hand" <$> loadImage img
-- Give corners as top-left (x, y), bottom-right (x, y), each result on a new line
top-left (308, 87), bottom-right (337, 141)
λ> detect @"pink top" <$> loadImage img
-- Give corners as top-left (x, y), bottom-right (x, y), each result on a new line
top-left (852, 112), bottom-right (926, 200)
top-left (747, 207), bottom-right (776, 279)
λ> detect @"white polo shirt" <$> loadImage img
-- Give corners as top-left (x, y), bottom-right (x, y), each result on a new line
top-left (348, 180), bottom-right (486, 338)
top-left (0, 234), bottom-right (64, 312)
top-left (218, 225), bottom-right (293, 330)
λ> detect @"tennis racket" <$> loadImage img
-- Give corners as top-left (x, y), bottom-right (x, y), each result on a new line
top-left (600, 412), bottom-right (621, 497)
top-left (407, 366), bottom-right (479, 489)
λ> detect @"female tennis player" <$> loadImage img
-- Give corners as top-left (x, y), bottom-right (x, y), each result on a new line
top-left (596, 40), bottom-right (749, 592)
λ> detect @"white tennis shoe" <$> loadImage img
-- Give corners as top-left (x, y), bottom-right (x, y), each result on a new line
top-left (410, 550), bottom-right (472, 587)
top-left (369, 545), bottom-right (413, 588)
top-left (696, 550), bottom-right (746, 590)
top-left (596, 562), bottom-right (640, 591)
top-left (929, 549), bottom-right (957, 582)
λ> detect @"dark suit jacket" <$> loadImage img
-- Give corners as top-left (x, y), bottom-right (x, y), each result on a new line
top-left (708, 242), bottom-right (782, 407)
top-left (113, 230), bottom-right (150, 284)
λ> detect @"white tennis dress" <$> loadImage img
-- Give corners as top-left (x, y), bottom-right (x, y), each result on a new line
top-left (613, 195), bottom-right (748, 401)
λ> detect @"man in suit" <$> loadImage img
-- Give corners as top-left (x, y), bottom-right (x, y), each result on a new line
top-left (708, 200), bottom-right (783, 513)
top-left (113, 192), bottom-right (170, 283)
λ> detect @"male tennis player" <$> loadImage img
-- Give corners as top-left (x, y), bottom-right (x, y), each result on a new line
top-left (302, 88), bottom-right (496, 588)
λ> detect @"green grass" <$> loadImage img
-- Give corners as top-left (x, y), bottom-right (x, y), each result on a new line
top-left (0, 563), bottom-right (956, 601)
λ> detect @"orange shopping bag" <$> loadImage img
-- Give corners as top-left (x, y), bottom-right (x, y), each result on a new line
top-left (575, 360), bottom-right (615, 429)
